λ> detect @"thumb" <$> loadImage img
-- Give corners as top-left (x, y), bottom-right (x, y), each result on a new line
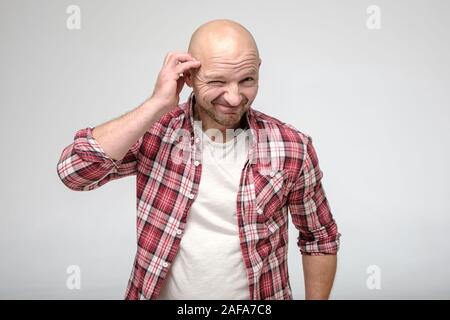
top-left (176, 76), bottom-right (185, 97)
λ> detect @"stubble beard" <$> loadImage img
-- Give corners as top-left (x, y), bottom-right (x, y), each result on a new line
top-left (197, 101), bottom-right (248, 128)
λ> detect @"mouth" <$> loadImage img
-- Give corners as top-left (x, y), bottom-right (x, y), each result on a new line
top-left (214, 103), bottom-right (241, 114)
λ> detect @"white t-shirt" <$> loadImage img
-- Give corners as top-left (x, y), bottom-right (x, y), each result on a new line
top-left (157, 122), bottom-right (250, 300)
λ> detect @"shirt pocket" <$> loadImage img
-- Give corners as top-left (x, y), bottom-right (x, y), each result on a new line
top-left (253, 167), bottom-right (287, 223)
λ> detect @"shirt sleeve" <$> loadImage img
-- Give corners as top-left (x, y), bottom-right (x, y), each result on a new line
top-left (287, 134), bottom-right (341, 255)
top-left (56, 127), bottom-right (143, 191)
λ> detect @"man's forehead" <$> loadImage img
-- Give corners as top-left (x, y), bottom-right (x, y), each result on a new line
top-left (199, 53), bottom-right (260, 77)
top-left (203, 68), bottom-right (258, 79)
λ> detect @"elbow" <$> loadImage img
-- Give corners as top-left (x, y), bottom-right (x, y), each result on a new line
top-left (298, 221), bottom-right (341, 256)
top-left (56, 154), bottom-right (97, 192)
top-left (56, 162), bottom-right (86, 191)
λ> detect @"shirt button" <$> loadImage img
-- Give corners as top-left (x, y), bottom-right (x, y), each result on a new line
top-left (257, 208), bottom-right (263, 214)
top-left (176, 229), bottom-right (183, 235)
top-left (194, 160), bottom-right (200, 166)
top-left (195, 138), bottom-right (200, 144)
top-left (270, 170), bottom-right (276, 177)
top-left (163, 262), bottom-right (169, 268)
top-left (187, 193), bottom-right (195, 200)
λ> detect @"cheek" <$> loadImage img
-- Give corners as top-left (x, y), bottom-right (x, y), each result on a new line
top-left (197, 85), bottom-right (223, 102)
top-left (242, 85), bottom-right (259, 100)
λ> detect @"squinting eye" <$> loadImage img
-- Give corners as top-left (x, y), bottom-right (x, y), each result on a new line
top-left (208, 81), bottom-right (224, 84)
top-left (244, 78), bottom-right (254, 82)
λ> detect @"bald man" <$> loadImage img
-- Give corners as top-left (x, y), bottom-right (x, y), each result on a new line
top-left (57, 19), bottom-right (341, 300)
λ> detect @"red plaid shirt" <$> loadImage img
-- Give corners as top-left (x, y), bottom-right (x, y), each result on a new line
top-left (57, 92), bottom-right (340, 300)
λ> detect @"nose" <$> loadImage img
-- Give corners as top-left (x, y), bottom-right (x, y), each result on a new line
top-left (223, 83), bottom-right (243, 107)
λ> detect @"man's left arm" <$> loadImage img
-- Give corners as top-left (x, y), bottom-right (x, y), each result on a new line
top-left (302, 254), bottom-right (337, 300)
top-left (287, 134), bottom-right (341, 300)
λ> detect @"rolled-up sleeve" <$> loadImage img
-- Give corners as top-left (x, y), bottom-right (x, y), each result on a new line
top-left (56, 127), bottom-right (142, 191)
top-left (288, 135), bottom-right (341, 255)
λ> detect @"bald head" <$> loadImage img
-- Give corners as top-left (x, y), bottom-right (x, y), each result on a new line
top-left (188, 19), bottom-right (260, 62)
top-left (185, 20), bottom-right (261, 132)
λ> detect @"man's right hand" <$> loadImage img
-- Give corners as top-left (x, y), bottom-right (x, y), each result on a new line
top-left (88, 52), bottom-right (201, 162)
top-left (150, 52), bottom-right (201, 113)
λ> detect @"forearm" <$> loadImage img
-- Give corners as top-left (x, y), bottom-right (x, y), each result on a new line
top-left (92, 98), bottom-right (166, 161)
top-left (302, 254), bottom-right (337, 300)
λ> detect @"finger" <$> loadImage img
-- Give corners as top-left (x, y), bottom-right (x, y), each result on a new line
top-left (163, 51), bottom-right (184, 65)
top-left (167, 52), bottom-right (198, 66)
top-left (176, 75), bottom-right (185, 95)
top-left (175, 60), bottom-right (201, 75)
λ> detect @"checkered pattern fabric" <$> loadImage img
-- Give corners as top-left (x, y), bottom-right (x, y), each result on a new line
top-left (57, 92), bottom-right (341, 300)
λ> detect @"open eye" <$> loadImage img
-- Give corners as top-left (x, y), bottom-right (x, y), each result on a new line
top-left (243, 77), bottom-right (254, 82)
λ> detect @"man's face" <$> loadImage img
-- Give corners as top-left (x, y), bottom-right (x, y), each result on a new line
top-left (188, 50), bottom-right (261, 129)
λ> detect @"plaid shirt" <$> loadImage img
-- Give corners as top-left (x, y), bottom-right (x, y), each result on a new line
top-left (57, 92), bottom-right (341, 300)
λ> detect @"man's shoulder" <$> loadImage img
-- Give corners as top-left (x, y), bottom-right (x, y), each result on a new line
top-left (251, 107), bottom-right (311, 145)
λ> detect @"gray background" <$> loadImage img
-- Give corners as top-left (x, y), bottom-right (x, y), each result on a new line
top-left (1, 0), bottom-right (449, 299)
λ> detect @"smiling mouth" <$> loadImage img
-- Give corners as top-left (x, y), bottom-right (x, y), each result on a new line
top-left (215, 103), bottom-right (241, 114)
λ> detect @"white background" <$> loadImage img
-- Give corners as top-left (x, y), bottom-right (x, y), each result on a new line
top-left (0, 0), bottom-right (449, 299)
